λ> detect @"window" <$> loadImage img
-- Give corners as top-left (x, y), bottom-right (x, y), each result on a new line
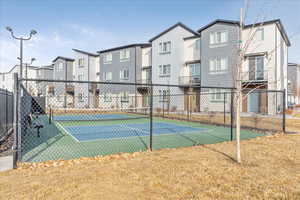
top-left (159, 41), bottom-right (171, 54)
top-left (210, 89), bottom-right (224, 102)
top-left (104, 72), bottom-right (112, 81)
top-left (120, 69), bottom-right (129, 80)
top-left (255, 28), bottom-right (264, 41)
top-left (210, 31), bottom-right (228, 45)
top-left (159, 90), bottom-right (170, 102)
top-left (104, 53), bottom-right (112, 64)
top-left (120, 49), bottom-right (130, 61)
top-left (120, 91), bottom-right (129, 102)
top-left (188, 63), bottom-right (200, 76)
top-left (248, 56), bottom-right (264, 80)
top-left (78, 74), bottom-right (84, 81)
top-left (78, 58), bottom-right (85, 67)
top-left (78, 93), bottom-right (84, 102)
top-left (159, 64), bottom-right (171, 76)
top-left (56, 62), bottom-right (64, 71)
top-left (103, 93), bottom-right (112, 102)
top-left (209, 58), bottom-right (228, 74)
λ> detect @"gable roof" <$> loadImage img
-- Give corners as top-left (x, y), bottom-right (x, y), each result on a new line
top-left (72, 48), bottom-right (98, 57)
top-left (149, 22), bottom-right (199, 42)
top-left (244, 19), bottom-right (291, 47)
top-left (52, 56), bottom-right (75, 63)
top-left (197, 19), bottom-right (239, 33)
top-left (97, 43), bottom-right (151, 54)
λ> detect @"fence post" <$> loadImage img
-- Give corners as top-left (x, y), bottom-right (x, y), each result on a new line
top-left (149, 84), bottom-right (153, 151)
top-left (5, 89), bottom-right (8, 133)
top-left (230, 89), bottom-right (234, 141)
top-left (282, 89), bottom-right (286, 133)
top-left (12, 73), bottom-right (19, 169)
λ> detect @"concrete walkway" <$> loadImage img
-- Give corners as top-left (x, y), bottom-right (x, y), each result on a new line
top-left (0, 156), bottom-right (13, 171)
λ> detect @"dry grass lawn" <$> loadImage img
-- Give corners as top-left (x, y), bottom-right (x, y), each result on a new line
top-left (0, 134), bottom-right (299, 200)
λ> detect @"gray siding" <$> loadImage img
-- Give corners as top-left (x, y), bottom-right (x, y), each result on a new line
top-left (99, 47), bottom-right (142, 94)
top-left (200, 23), bottom-right (239, 89)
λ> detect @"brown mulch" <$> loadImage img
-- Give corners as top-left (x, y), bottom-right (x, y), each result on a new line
top-left (0, 134), bottom-right (299, 200)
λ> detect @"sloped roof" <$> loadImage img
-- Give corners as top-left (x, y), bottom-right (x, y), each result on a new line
top-left (97, 43), bottom-right (150, 54)
top-left (197, 19), bottom-right (239, 32)
top-left (72, 48), bottom-right (98, 57)
top-left (52, 56), bottom-right (75, 63)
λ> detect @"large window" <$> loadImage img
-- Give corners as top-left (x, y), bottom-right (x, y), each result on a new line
top-left (210, 89), bottom-right (224, 102)
top-left (78, 74), bottom-right (84, 81)
top-left (159, 64), bottom-right (171, 76)
top-left (159, 41), bottom-right (171, 54)
top-left (104, 72), bottom-right (112, 81)
top-left (209, 58), bottom-right (228, 74)
top-left (56, 62), bottom-right (64, 72)
top-left (255, 28), bottom-right (264, 41)
top-left (120, 91), bottom-right (129, 103)
top-left (103, 93), bottom-right (112, 102)
top-left (248, 56), bottom-right (264, 80)
top-left (188, 63), bottom-right (200, 76)
top-left (120, 69), bottom-right (129, 80)
top-left (78, 58), bottom-right (85, 67)
top-left (120, 49), bottom-right (130, 61)
top-left (210, 31), bottom-right (228, 45)
top-left (159, 89), bottom-right (170, 102)
top-left (104, 53), bottom-right (112, 64)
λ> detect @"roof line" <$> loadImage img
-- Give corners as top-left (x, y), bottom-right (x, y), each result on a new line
top-left (72, 48), bottom-right (98, 57)
top-left (197, 19), bottom-right (239, 32)
top-left (149, 22), bottom-right (199, 42)
top-left (52, 56), bottom-right (75, 63)
top-left (97, 43), bottom-right (151, 54)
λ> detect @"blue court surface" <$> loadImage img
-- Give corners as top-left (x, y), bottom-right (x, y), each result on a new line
top-left (62, 122), bottom-right (208, 142)
top-left (53, 113), bottom-right (141, 121)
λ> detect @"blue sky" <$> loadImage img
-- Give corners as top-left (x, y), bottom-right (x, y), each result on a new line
top-left (0, 0), bottom-right (299, 72)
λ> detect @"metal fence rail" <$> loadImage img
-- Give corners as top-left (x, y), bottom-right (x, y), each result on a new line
top-left (13, 78), bottom-right (285, 165)
top-left (0, 88), bottom-right (14, 155)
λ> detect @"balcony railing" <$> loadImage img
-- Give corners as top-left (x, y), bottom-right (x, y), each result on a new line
top-left (241, 70), bottom-right (268, 82)
top-left (136, 79), bottom-right (151, 84)
top-left (178, 75), bottom-right (201, 85)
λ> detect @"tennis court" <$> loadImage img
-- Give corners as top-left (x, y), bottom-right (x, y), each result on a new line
top-left (19, 109), bottom-right (263, 162)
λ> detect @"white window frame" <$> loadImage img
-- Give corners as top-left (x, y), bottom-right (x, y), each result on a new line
top-left (104, 72), bottom-right (112, 81)
top-left (159, 89), bottom-right (170, 102)
top-left (57, 62), bottom-right (64, 72)
top-left (209, 57), bottom-right (228, 74)
top-left (209, 31), bottom-right (228, 45)
top-left (255, 28), bottom-right (264, 41)
top-left (120, 69), bottom-right (129, 80)
top-left (103, 93), bottom-right (112, 102)
top-left (78, 74), bottom-right (84, 81)
top-left (120, 91), bottom-right (129, 103)
top-left (159, 64), bottom-right (171, 77)
top-left (159, 41), bottom-right (171, 54)
top-left (188, 63), bottom-right (200, 76)
top-left (210, 89), bottom-right (224, 102)
top-left (120, 49), bottom-right (130, 61)
top-left (104, 53), bottom-right (112, 64)
top-left (78, 58), bottom-right (85, 67)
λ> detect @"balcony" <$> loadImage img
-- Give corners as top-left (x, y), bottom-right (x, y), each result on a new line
top-left (89, 83), bottom-right (100, 94)
top-left (66, 84), bottom-right (74, 94)
top-left (241, 70), bottom-right (268, 84)
top-left (137, 79), bottom-right (151, 93)
top-left (178, 75), bottom-right (201, 86)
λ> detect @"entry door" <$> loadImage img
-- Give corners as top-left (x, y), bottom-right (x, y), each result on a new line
top-left (247, 93), bottom-right (260, 113)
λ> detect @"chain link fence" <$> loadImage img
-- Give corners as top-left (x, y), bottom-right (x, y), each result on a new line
top-left (14, 79), bottom-right (286, 164)
top-left (0, 88), bottom-right (14, 156)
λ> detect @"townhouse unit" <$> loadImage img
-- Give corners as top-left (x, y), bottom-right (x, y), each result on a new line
top-left (149, 23), bottom-right (200, 112)
top-left (72, 49), bottom-right (100, 108)
top-left (51, 56), bottom-right (74, 108)
top-left (287, 63), bottom-right (300, 106)
top-left (97, 43), bottom-right (150, 109)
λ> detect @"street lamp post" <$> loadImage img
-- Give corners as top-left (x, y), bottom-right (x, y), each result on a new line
top-left (6, 27), bottom-right (37, 80)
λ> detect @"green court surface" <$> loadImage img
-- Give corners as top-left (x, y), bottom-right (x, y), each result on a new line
top-left (20, 115), bottom-right (263, 162)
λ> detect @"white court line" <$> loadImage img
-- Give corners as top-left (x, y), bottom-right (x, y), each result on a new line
top-left (54, 121), bottom-right (80, 142)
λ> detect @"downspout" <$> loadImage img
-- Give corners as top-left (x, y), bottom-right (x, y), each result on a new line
top-left (88, 55), bottom-right (90, 107)
top-left (135, 47), bottom-right (137, 108)
top-left (275, 25), bottom-right (278, 112)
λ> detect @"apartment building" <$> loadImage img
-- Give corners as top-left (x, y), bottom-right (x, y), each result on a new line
top-left (72, 49), bottom-right (99, 108)
top-left (97, 43), bottom-right (150, 109)
top-left (51, 56), bottom-right (74, 108)
top-left (149, 22), bottom-right (199, 112)
top-left (0, 65), bottom-right (39, 94)
top-left (287, 63), bottom-right (300, 106)
top-left (36, 65), bottom-right (54, 96)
